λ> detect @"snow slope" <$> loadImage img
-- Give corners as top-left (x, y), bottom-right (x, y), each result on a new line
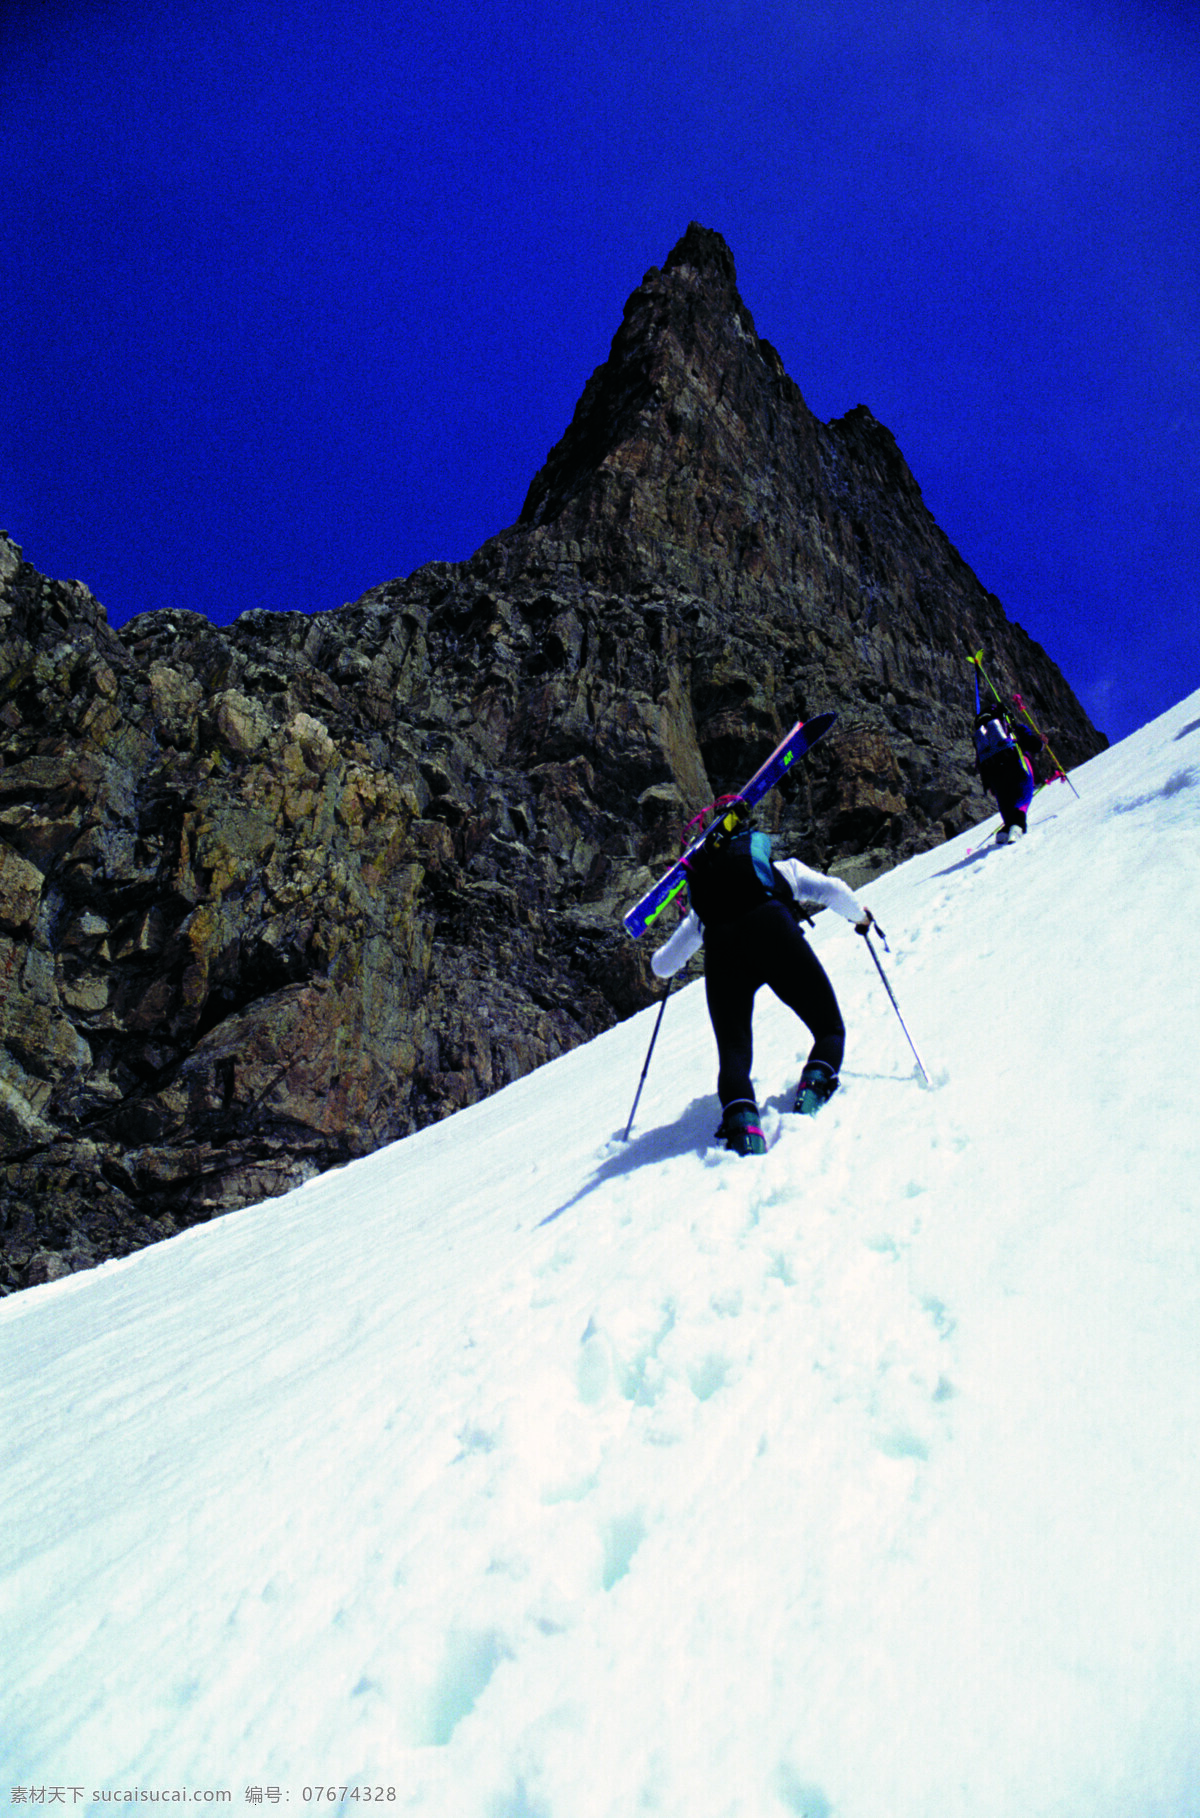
top-left (3, 692), bottom-right (1200, 1818)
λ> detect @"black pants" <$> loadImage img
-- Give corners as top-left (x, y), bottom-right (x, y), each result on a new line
top-left (704, 900), bottom-right (845, 1109)
top-left (979, 749), bottom-right (1035, 830)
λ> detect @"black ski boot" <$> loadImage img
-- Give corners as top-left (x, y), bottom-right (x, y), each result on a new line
top-left (717, 1099), bottom-right (767, 1156)
top-left (793, 1060), bottom-right (838, 1117)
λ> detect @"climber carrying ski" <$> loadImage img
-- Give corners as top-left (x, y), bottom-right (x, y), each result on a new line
top-left (972, 708), bottom-right (1046, 842)
top-left (650, 818), bottom-right (877, 1156)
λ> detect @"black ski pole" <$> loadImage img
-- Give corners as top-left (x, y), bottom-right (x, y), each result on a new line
top-left (863, 926), bottom-right (931, 1086)
top-left (624, 978), bottom-right (674, 1141)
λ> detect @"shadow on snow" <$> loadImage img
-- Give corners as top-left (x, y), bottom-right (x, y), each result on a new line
top-left (539, 1095), bottom-right (719, 1225)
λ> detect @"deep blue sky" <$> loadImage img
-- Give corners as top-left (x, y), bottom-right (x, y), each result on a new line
top-left (3, 0), bottom-right (1197, 743)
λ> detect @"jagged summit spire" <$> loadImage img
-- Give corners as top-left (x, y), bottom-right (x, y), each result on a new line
top-left (662, 221), bottom-right (740, 288)
top-left (475, 224), bottom-right (819, 596)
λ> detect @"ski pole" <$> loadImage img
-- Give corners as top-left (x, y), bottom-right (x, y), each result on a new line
top-left (1012, 692), bottom-right (1081, 798)
top-left (862, 927), bottom-right (931, 1087)
top-left (623, 977), bottom-right (674, 1141)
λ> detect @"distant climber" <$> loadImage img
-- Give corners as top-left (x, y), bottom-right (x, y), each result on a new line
top-left (972, 709), bottom-right (1046, 842)
top-left (651, 824), bottom-right (877, 1155)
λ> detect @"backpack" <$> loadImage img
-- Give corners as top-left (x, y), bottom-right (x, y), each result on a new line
top-left (974, 715), bottom-right (1017, 764)
top-left (684, 829), bottom-right (784, 926)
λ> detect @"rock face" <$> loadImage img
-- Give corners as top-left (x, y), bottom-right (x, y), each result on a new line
top-left (0, 224), bottom-right (1104, 1290)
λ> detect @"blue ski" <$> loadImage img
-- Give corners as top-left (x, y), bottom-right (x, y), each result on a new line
top-left (622, 712), bottom-right (836, 938)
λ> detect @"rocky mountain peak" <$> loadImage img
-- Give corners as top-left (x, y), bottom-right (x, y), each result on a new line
top-left (488, 221), bottom-right (808, 598)
top-left (661, 219), bottom-right (740, 284)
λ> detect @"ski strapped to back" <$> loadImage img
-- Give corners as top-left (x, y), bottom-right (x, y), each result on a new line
top-left (622, 713), bottom-right (836, 938)
top-left (969, 651), bottom-right (1080, 800)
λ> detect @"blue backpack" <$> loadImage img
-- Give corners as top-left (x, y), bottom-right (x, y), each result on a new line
top-left (974, 715), bottom-right (1017, 763)
top-left (684, 829), bottom-right (783, 926)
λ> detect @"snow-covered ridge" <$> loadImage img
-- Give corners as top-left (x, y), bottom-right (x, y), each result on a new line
top-left (3, 691), bottom-right (1199, 1817)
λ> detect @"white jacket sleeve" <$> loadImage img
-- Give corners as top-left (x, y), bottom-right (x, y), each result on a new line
top-left (774, 858), bottom-right (867, 924)
top-left (651, 911), bottom-right (703, 977)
